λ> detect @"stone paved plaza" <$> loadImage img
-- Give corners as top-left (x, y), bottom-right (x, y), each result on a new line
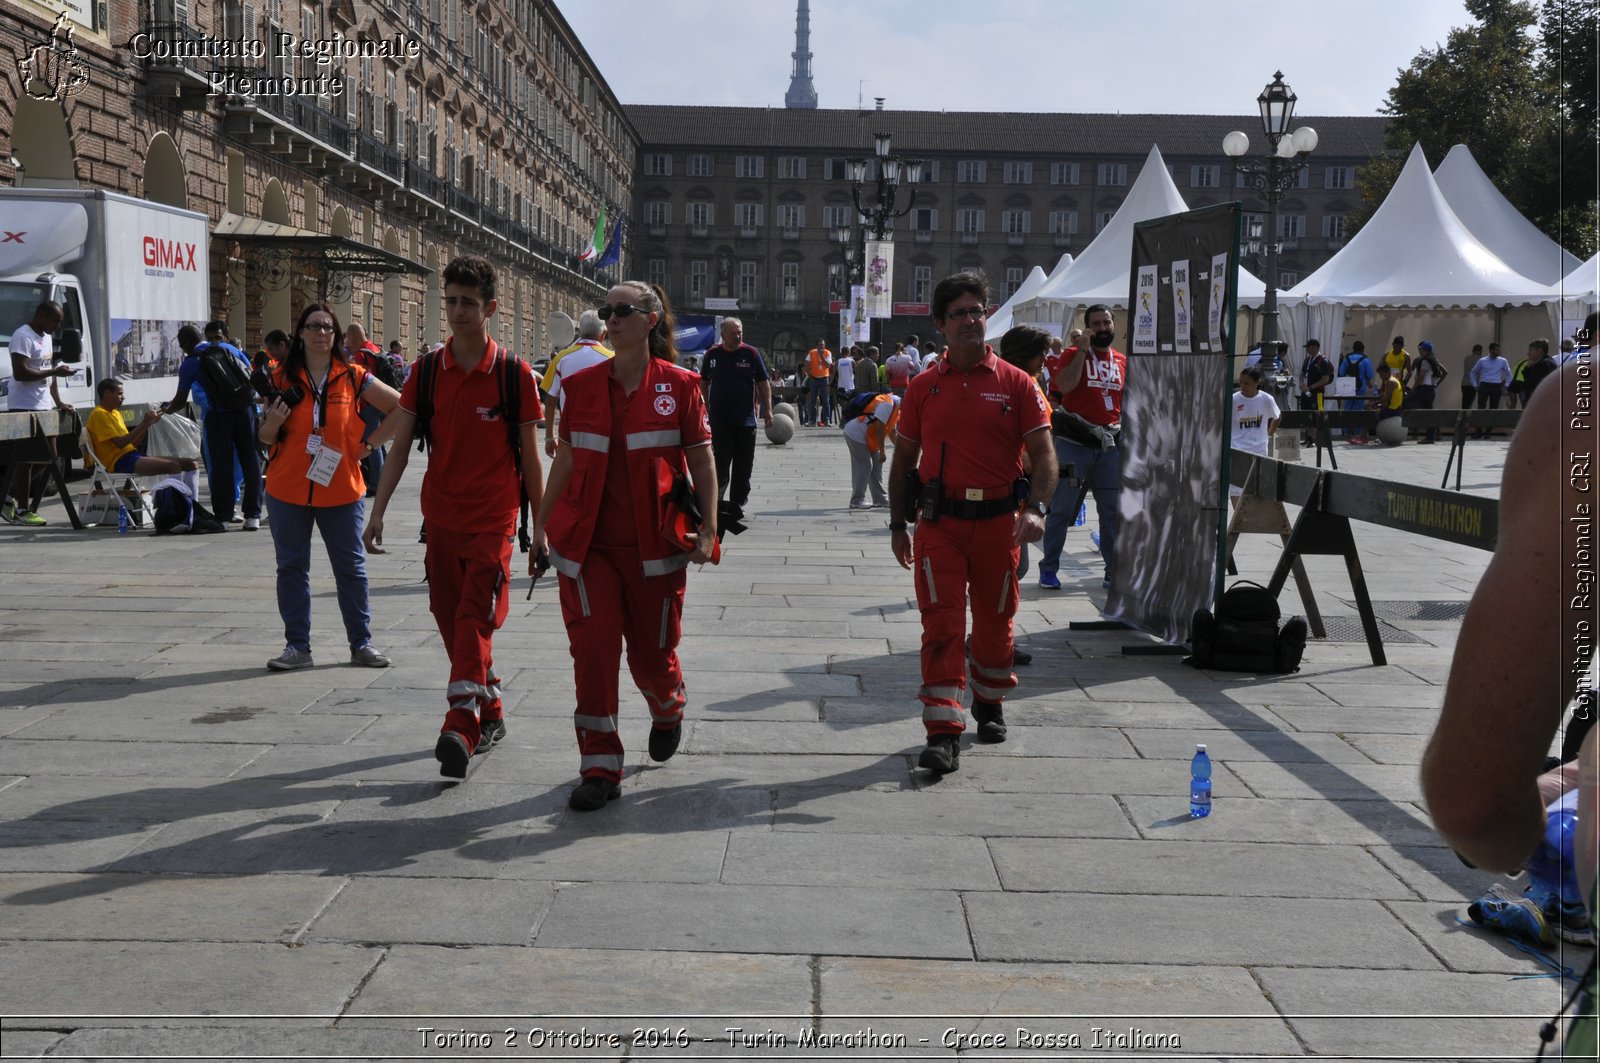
top-left (0, 428), bottom-right (1590, 1061)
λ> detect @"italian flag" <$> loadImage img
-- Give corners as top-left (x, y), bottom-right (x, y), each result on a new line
top-left (578, 206), bottom-right (606, 262)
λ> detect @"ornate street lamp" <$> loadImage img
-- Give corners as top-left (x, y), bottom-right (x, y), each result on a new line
top-left (844, 130), bottom-right (924, 241)
top-left (1222, 72), bottom-right (1318, 352)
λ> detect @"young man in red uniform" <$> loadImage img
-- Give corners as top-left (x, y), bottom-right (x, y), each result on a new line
top-left (363, 256), bottom-right (545, 779)
top-left (888, 273), bottom-right (1057, 774)
top-left (1036, 304), bottom-right (1127, 590)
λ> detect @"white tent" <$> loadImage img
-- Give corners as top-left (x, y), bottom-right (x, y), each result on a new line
top-left (1284, 143), bottom-right (1557, 357)
top-left (1015, 145), bottom-right (1268, 331)
top-left (1434, 143), bottom-right (1579, 285)
top-left (984, 264), bottom-right (1049, 340)
top-left (1557, 252), bottom-right (1599, 337)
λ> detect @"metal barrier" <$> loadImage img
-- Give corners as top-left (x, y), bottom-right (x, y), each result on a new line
top-left (1278, 407), bottom-right (1522, 489)
top-left (1228, 452), bottom-right (1498, 665)
top-left (0, 409), bottom-right (85, 528)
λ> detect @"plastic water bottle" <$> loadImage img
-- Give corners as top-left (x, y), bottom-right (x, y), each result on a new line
top-left (1073, 503), bottom-right (1086, 527)
top-left (1526, 799), bottom-right (1582, 905)
top-left (1189, 743), bottom-right (1212, 818)
top-left (117, 503), bottom-right (130, 535)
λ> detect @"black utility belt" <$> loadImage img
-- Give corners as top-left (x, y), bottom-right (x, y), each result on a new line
top-left (937, 496), bottom-right (1019, 520)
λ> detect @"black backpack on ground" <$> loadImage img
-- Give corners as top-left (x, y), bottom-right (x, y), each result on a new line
top-left (151, 479), bottom-right (225, 535)
top-left (1186, 581), bottom-right (1308, 674)
top-left (197, 343), bottom-right (255, 412)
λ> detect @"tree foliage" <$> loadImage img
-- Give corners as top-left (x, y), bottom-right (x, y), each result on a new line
top-left (1350, 0), bottom-right (1596, 258)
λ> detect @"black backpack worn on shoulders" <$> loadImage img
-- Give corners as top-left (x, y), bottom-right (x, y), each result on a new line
top-left (197, 343), bottom-right (255, 412)
top-left (413, 347), bottom-right (531, 552)
top-left (1185, 580), bottom-right (1308, 674)
top-left (840, 390), bottom-right (881, 424)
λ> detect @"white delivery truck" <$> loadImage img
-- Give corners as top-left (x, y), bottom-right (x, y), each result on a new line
top-left (0, 188), bottom-right (211, 407)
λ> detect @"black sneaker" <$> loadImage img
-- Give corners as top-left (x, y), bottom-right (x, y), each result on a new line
top-left (648, 722), bottom-right (682, 762)
top-left (478, 717), bottom-right (506, 751)
top-left (972, 700), bottom-right (1008, 743)
top-left (1012, 649), bottom-right (1032, 666)
top-left (918, 734), bottom-right (961, 774)
top-left (435, 731), bottom-right (472, 779)
top-left (568, 776), bottom-right (621, 811)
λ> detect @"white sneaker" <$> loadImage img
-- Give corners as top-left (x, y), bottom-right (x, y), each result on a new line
top-left (242, 517), bottom-right (260, 531)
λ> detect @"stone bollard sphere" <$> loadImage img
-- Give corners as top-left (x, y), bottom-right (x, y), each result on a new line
top-left (1375, 416), bottom-right (1407, 446)
top-left (774, 401), bottom-right (800, 423)
top-left (766, 413), bottom-right (796, 445)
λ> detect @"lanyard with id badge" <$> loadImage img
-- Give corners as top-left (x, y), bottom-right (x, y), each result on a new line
top-left (303, 368), bottom-right (344, 486)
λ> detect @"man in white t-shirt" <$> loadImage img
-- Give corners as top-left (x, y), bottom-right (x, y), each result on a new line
top-left (1230, 366), bottom-right (1280, 500)
top-left (4, 300), bottom-right (73, 526)
top-left (836, 346), bottom-right (856, 398)
top-left (540, 310), bottom-right (612, 456)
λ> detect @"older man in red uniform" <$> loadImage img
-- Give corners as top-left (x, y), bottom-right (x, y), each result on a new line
top-left (888, 272), bottom-right (1057, 773)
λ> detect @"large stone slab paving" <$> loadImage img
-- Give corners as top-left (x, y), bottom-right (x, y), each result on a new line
top-left (1000, 697), bottom-right (1291, 731)
top-left (722, 832), bottom-right (1001, 890)
top-left (1365, 844), bottom-right (1500, 903)
top-left (901, 754), bottom-right (1248, 797)
top-left (0, 939), bottom-right (382, 1018)
top-left (966, 893), bottom-right (1441, 968)
top-left (1226, 759), bottom-right (1427, 801)
top-left (988, 838), bottom-right (1413, 899)
top-left (0, 1030), bottom-right (66, 1057)
top-left (536, 882), bottom-right (970, 958)
top-left (305, 877), bottom-right (555, 946)
top-left (1343, 732), bottom-right (1431, 764)
top-left (347, 945), bottom-right (814, 1041)
top-left (772, 789), bottom-right (1139, 839)
top-left (498, 828), bottom-right (732, 885)
top-left (1253, 966), bottom-right (1567, 1058)
top-left (0, 738), bottom-right (271, 778)
top-left (1307, 681), bottom-right (1448, 709)
top-left (624, 753), bottom-right (911, 791)
top-left (0, 704), bottom-right (60, 735)
top-left (1120, 727), bottom-right (1371, 764)
top-left (687, 719), bottom-right (923, 757)
top-left (816, 958), bottom-right (1301, 1057)
top-left (1267, 704), bottom-right (1444, 735)
top-left (0, 872), bottom-right (344, 942)
top-left (106, 780), bottom-right (557, 879)
top-left (1122, 794), bottom-right (1439, 846)
top-left (5, 705), bottom-right (378, 746)
top-left (0, 817), bottom-right (169, 873)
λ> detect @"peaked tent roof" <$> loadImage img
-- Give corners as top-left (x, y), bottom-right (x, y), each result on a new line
top-left (985, 265), bottom-right (1050, 340)
top-left (1285, 143), bottom-right (1556, 307)
top-left (1559, 252), bottom-right (1599, 301)
top-left (1019, 146), bottom-right (1266, 313)
top-left (1434, 144), bottom-right (1579, 285)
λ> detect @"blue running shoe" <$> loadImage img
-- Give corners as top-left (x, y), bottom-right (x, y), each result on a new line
top-left (1038, 571), bottom-right (1061, 590)
top-left (1532, 886), bottom-right (1598, 946)
top-left (1090, 529), bottom-right (1101, 550)
top-left (1467, 883), bottom-right (1551, 944)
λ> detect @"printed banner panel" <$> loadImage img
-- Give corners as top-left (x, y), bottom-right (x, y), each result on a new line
top-left (864, 240), bottom-right (894, 319)
top-left (1106, 203), bottom-right (1240, 645)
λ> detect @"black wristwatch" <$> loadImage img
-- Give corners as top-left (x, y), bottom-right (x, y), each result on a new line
top-left (888, 521), bottom-right (908, 532)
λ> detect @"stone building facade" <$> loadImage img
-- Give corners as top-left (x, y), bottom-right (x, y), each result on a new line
top-left (626, 104), bottom-right (1389, 370)
top-left (1, 0), bottom-right (634, 358)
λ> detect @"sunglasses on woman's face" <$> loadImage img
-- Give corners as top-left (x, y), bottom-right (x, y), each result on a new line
top-left (597, 304), bottom-right (646, 321)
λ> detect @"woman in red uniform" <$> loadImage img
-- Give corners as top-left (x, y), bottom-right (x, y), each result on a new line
top-left (534, 281), bottom-right (717, 811)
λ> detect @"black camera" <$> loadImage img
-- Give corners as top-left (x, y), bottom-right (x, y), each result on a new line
top-left (251, 366), bottom-right (303, 409)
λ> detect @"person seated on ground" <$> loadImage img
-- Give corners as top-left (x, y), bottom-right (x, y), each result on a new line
top-left (85, 378), bottom-right (199, 493)
top-left (1366, 363), bottom-right (1403, 440)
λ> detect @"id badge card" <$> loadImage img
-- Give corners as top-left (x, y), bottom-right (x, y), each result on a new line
top-left (306, 443), bottom-right (342, 486)
top-left (305, 433), bottom-right (323, 455)
top-left (1103, 392), bottom-right (1115, 411)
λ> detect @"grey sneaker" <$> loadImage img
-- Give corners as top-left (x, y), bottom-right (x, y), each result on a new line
top-left (349, 644), bottom-right (391, 668)
top-left (267, 646), bottom-right (314, 671)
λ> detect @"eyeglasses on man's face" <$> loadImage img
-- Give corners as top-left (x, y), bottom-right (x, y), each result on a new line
top-left (944, 306), bottom-right (987, 321)
top-left (597, 304), bottom-right (647, 321)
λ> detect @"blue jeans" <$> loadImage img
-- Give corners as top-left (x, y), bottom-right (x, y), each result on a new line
top-left (806, 377), bottom-right (830, 425)
top-left (266, 494), bottom-right (372, 653)
top-left (1038, 436), bottom-right (1120, 582)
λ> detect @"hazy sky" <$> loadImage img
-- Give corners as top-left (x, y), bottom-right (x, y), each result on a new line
top-left (558, 0), bottom-right (1472, 117)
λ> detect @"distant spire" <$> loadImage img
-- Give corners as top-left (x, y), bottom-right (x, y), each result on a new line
top-left (785, 0), bottom-right (817, 110)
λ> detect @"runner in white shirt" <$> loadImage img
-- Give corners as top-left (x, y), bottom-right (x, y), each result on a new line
top-left (836, 348), bottom-right (856, 395)
top-left (1230, 365), bottom-right (1280, 501)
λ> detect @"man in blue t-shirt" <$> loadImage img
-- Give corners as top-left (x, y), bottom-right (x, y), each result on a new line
top-left (1337, 341), bottom-right (1376, 444)
top-left (164, 321), bottom-right (262, 529)
top-left (699, 316), bottom-right (773, 516)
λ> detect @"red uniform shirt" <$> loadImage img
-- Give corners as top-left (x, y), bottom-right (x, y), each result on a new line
top-left (1053, 345), bottom-right (1127, 427)
top-left (592, 375), bottom-right (641, 548)
top-left (398, 338), bottom-right (543, 536)
top-left (896, 346), bottom-right (1050, 490)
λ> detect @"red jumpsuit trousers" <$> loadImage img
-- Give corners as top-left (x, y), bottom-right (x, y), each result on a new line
top-left (558, 548), bottom-right (687, 783)
top-left (426, 526), bottom-right (512, 752)
top-left (913, 513), bottom-right (1021, 736)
